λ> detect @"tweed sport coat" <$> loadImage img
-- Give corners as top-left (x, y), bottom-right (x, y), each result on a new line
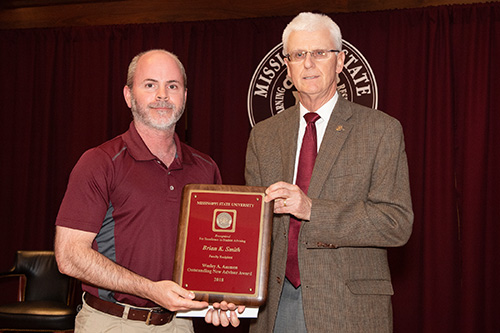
top-left (245, 97), bottom-right (413, 333)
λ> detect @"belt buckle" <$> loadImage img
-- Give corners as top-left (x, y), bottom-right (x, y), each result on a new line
top-left (145, 309), bottom-right (154, 325)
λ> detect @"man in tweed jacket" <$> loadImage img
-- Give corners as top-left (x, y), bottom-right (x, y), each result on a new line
top-left (245, 13), bottom-right (413, 332)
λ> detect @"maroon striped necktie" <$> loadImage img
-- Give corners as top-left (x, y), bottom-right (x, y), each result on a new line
top-left (286, 112), bottom-right (320, 288)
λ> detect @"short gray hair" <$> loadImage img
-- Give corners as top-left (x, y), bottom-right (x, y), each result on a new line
top-left (282, 12), bottom-right (342, 55)
top-left (126, 49), bottom-right (187, 89)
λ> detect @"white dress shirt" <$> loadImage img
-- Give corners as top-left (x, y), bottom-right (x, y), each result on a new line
top-left (293, 92), bottom-right (339, 184)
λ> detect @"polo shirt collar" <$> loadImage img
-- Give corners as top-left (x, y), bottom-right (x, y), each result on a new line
top-left (122, 121), bottom-right (195, 165)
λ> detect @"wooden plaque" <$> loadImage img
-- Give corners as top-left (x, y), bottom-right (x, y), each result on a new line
top-left (173, 184), bottom-right (273, 306)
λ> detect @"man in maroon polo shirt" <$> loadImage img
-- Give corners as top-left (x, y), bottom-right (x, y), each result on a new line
top-left (55, 49), bottom-right (243, 332)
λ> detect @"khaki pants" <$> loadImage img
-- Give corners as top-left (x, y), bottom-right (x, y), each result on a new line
top-left (75, 296), bottom-right (194, 333)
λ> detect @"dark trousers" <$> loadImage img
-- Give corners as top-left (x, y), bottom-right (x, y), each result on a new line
top-left (274, 278), bottom-right (307, 333)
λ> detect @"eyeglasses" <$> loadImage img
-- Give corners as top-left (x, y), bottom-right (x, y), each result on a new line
top-left (286, 49), bottom-right (340, 62)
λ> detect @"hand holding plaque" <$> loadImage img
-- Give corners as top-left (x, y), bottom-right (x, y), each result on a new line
top-left (173, 184), bottom-right (273, 306)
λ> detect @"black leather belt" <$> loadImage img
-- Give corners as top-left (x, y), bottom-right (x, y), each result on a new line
top-left (84, 293), bottom-right (175, 326)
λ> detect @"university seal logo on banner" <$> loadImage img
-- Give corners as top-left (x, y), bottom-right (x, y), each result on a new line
top-left (247, 41), bottom-right (378, 127)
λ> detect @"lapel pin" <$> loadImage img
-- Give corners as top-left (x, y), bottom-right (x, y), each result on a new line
top-left (336, 125), bottom-right (344, 132)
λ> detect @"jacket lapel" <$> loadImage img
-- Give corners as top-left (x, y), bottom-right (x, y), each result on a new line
top-left (279, 104), bottom-right (301, 184)
top-left (308, 98), bottom-right (353, 199)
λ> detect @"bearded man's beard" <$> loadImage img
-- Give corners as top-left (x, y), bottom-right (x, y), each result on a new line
top-left (131, 95), bottom-right (185, 131)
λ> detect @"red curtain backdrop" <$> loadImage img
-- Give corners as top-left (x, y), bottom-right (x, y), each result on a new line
top-left (1, 3), bottom-right (499, 332)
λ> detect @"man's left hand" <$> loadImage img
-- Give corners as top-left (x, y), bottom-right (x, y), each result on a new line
top-left (204, 301), bottom-right (245, 327)
top-left (265, 181), bottom-right (312, 220)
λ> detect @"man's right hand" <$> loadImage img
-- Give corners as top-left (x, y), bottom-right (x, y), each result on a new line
top-left (148, 280), bottom-right (208, 312)
top-left (55, 226), bottom-right (209, 312)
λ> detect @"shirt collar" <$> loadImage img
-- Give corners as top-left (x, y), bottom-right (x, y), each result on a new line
top-left (122, 121), bottom-right (194, 165)
top-left (299, 92), bottom-right (339, 124)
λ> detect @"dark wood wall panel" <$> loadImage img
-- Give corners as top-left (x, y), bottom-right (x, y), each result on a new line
top-left (0, 0), bottom-right (497, 29)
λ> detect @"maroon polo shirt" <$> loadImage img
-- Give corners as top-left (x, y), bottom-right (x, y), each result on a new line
top-left (56, 122), bottom-right (222, 307)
